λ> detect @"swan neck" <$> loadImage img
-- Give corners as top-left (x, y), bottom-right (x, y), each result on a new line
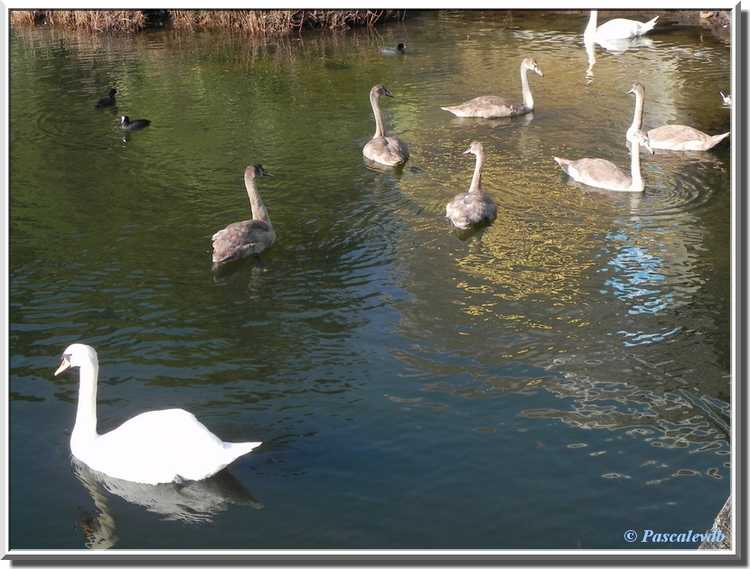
top-left (520, 65), bottom-right (534, 111)
top-left (584, 10), bottom-right (598, 38)
top-left (469, 150), bottom-right (485, 192)
top-left (72, 360), bottom-right (99, 448)
top-left (370, 92), bottom-right (387, 138)
top-left (629, 139), bottom-right (644, 191)
top-left (630, 89), bottom-right (644, 133)
top-left (245, 175), bottom-right (271, 225)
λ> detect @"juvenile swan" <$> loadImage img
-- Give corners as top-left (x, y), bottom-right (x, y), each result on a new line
top-left (54, 343), bottom-right (261, 485)
top-left (441, 58), bottom-right (543, 118)
top-left (584, 10), bottom-right (658, 41)
top-left (212, 165), bottom-right (276, 266)
top-left (554, 130), bottom-right (654, 192)
top-left (446, 141), bottom-right (497, 229)
top-left (626, 82), bottom-right (730, 151)
top-left (363, 84), bottom-right (409, 166)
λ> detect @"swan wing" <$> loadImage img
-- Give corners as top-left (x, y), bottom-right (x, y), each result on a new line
top-left (212, 220), bottom-right (273, 263)
top-left (648, 125), bottom-right (708, 143)
top-left (596, 17), bottom-right (656, 39)
top-left (446, 191), bottom-right (497, 229)
top-left (442, 96), bottom-right (521, 118)
top-left (363, 136), bottom-right (408, 166)
top-left (86, 409), bottom-right (260, 484)
top-left (557, 158), bottom-right (631, 190)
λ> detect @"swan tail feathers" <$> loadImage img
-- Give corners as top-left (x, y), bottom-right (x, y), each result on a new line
top-left (441, 106), bottom-right (458, 115)
top-left (224, 441), bottom-right (262, 460)
top-left (709, 132), bottom-right (730, 148)
top-left (641, 15), bottom-right (658, 34)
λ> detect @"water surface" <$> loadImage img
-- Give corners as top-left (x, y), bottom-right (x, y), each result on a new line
top-left (9, 11), bottom-right (731, 549)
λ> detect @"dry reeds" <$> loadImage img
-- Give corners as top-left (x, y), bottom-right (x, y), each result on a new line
top-left (168, 10), bottom-right (402, 34)
top-left (10, 10), bottom-right (146, 33)
top-left (168, 10), bottom-right (302, 34)
top-left (10, 9), bottom-right (404, 35)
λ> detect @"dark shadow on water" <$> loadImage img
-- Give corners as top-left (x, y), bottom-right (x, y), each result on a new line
top-left (447, 112), bottom-right (534, 131)
top-left (211, 254), bottom-right (268, 282)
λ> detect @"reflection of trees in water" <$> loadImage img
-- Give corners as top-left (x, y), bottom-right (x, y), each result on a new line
top-left (73, 459), bottom-right (262, 549)
top-left (398, 346), bottom-right (729, 467)
top-left (519, 354), bottom-right (729, 458)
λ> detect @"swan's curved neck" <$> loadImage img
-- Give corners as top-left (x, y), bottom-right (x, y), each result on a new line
top-left (370, 92), bottom-right (387, 138)
top-left (520, 65), bottom-right (534, 111)
top-left (469, 150), bottom-right (485, 193)
top-left (584, 10), bottom-right (598, 39)
top-left (244, 175), bottom-right (271, 225)
top-left (629, 139), bottom-right (644, 192)
top-left (629, 90), bottom-right (644, 135)
top-left (72, 359), bottom-right (99, 450)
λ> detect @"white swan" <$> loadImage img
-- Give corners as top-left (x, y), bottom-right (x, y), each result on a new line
top-left (55, 344), bottom-right (261, 485)
top-left (584, 10), bottom-right (658, 41)
top-left (441, 58), bottom-right (543, 118)
top-left (626, 82), bottom-right (730, 151)
top-left (362, 84), bottom-right (409, 167)
top-left (446, 141), bottom-right (497, 229)
top-left (720, 91), bottom-right (731, 107)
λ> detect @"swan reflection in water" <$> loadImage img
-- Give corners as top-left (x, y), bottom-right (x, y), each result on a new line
top-left (585, 36), bottom-right (655, 80)
top-left (447, 111), bottom-right (535, 131)
top-left (73, 458), bottom-right (263, 549)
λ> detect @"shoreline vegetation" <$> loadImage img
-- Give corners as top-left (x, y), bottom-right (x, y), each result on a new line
top-left (9, 10), bottom-right (406, 35)
top-left (9, 9), bottom-right (729, 40)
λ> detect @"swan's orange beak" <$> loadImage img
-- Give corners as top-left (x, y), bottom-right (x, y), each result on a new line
top-left (54, 358), bottom-right (71, 376)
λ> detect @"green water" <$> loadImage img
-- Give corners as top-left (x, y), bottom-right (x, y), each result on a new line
top-left (9, 11), bottom-right (731, 549)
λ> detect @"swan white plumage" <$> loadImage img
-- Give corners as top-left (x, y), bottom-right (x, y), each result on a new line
top-left (55, 344), bottom-right (261, 485)
top-left (584, 10), bottom-right (658, 42)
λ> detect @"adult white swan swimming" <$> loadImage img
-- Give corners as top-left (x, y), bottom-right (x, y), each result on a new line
top-left (583, 10), bottom-right (658, 42)
top-left (54, 344), bottom-right (261, 485)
